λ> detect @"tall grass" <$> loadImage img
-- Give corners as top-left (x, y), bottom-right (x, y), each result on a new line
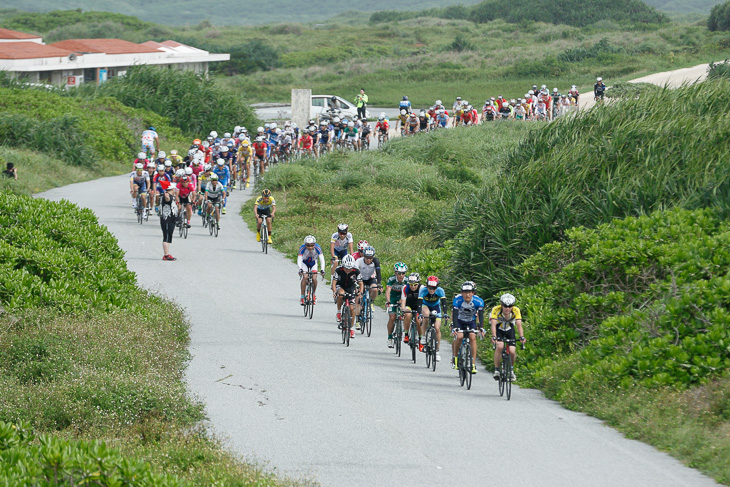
top-left (441, 78), bottom-right (730, 297)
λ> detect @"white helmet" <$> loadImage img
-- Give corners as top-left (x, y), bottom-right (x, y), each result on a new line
top-left (257, 126), bottom-right (264, 133)
top-left (400, 109), bottom-right (407, 115)
top-left (157, 164), bottom-right (164, 171)
top-left (500, 293), bottom-right (516, 307)
top-left (597, 77), bottom-right (602, 82)
top-left (380, 111), bottom-right (386, 118)
top-left (271, 122), bottom-right (277, 129)
top-left (175, 169), bottom-right (185, 177)
top-left (304, 235), bottom-right (316, 244)
top-left (528, 90), bottom-right (534, 95)
top-left (342, 254), bottom-right (356, 269)
top-left (234, 126), bottom-right (241, 133)
top-left (210, 131), bottom-right (218, 138)
top-left (541, 84), bottom-right (547, 89)
top-left (202, 141), bottom-right (210, 148)
top-left (333, 117), bottom-right (340, 123)
top-left (435, 99), bottom-right (442, 105)
top-left (256, 136), bottom-right (263, 142)
top-left (135, 162), bottom-right (144, 169)
top-left (146, 161), bottom-right (155, 167)
top-left (347, 121), bottom-right (354, 127)
top-left (220, 146), bottom-right (228, 153)
top-left (137, 152), bottom-right (146, 160)
top-left (158, 151), bottom-right (166, 158)
top-left (275, 128), bottom-right (282, 134)
top-left (164, 160), bottom-right (172, 167)
top-left (224, 132), bottom-right (231, 138)
top-left (203, 163), bottom-right (212, 171)
top-left (337, 223), bottom-right (348, 232)
top-left (553, 87), bottom-right (559, 92)
top-left (216, 158), bottom-right (225, 166)
top-left (184, 167), bottom-right (193, 175)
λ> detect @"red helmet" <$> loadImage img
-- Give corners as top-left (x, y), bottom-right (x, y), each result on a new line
top-left (426, 276), bottom-right (439, 287)
top-left (358, 240), bottom-right (369, 252)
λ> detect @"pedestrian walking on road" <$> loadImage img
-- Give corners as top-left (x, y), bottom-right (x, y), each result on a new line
top-left (355, 88), bottom-right (368, 119)
top-left (159, 180), bottom-right (177, 261)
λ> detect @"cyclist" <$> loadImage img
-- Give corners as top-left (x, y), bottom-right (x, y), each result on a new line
top-left (490, 293), bottom-right (526, 381)
top-left (385, 262), bottom-right (409, 348)
top-left (482, 101), bottom-right (498, 122)
top-left (299, 129), bottom-right (315, 157)
top-left (204, 173), bottom-right (224, 229)
top-left (219, 145), bottom-right (236, 188)
top-left (177, 175), bottom-right (196, 228)
top-left (252, 136), bottom-right (268, 176)
top-left (298, 235), bottom-right (326, 305)
top-left (452, 281), bottom-right (485, 374)
top-left (331, 254), bottom-right (364, 339)
top-left (152, 164), bottom-right (173, 213)
top-left (141, 126), bottom-right (159, 158)
top-left (196, 163), bottom-right (212, 214)
top-left (406, 113), bottom-right (419, 136)
top-left (317, 121), bottom-right (332, 156)
top-left (129, 163), bottom-right (150, 217)
top-left (354, 246), bottom-right (381, 331)
top-left (399, 95), bottom-right (411, 113)
top-left (375, 115), bottom-right (389, 144)
top-left (133, 151), bottom-right (148, 170)
top-left (418, 111), bottom-right (430, 133)
top-left (435, 109), bottom-right (449, 128)
top-left (352, 240), bottom-right (369, 261)
top-left (254, 189), bottom-right (276, 244)
top-left (237, 139), bottom-right (253, 188)
top-left (401, 272), bottom-right (423, 350)
top-left (569, 85), bottom-right (580, 106)
top-left (360, 120), bottom-right (371, 150)
top-left (341, 121), bottom-right (359, 150)
top-left (594, 77), bottom-right (606, 102)
top-left (395, 110), bottom-right (409, 136)
top-left (551, 88), bottom-right (561, 118)
top-left (418, 275), bottom-right (446, 362)
top-left (212, 158), bottom-right (230, 214)
top-left (169, 149), bottom-right (184, 168)
top-left (330, 223), bottom-right (353, 274)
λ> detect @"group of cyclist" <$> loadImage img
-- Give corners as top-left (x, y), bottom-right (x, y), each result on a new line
top-left (295, 221), bottom-right (527, 379)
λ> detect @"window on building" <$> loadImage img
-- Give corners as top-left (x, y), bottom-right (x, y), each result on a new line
top-left (38, 71), bottom-right (52, 83)
top-left (83, 68), bottom-right (96, 83)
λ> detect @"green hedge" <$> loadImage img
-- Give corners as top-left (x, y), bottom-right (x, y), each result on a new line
top-left (0, 192), bottom-right (137, 311)
top-left (511, 208), bottom-right (730, 394)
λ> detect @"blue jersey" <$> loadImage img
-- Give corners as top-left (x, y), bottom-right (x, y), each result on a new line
top-left (419, 286), bottom-right (446, 309)
top-left (298, 243), bottom-right (323, 266)
top-left (399, 100), bottom-right (412, 110)
top-left (212, 165), bottom-right (230, 185)
top-left (452, 295), bottom-right (485, 323)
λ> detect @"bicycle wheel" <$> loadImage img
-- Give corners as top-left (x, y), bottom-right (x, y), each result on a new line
top-left (394, 320), bottom-right (402, 357)
top-left (499, 359), bottom-right (507, 397)
top-left (429, 330), bottom-right (437, 372)
top-left (505, 356), bottom-right (512, 400)
top-left (261, 225), bottom-right (267, 253)
top-left (343, 306), bottom-right (351, 347)
top-left (178, 217), bottom-right (184, 237)
top-left (366, 303), bottom-right (372, 337)
top-left (214, 221), bottom-right (219, 238)
top-left (410, 326), bottom-right (417, 364)
top-left (425, 335), bottom-right (432, 369)
top-left (137, 207), bottom-right (143, 224)
top-left (359, 296), bottom-right (367, 334)
top-left (183, 221), bottom-right (188, 239)
top-left (459, 346), bottom-right (467, 387)
top-left (303, 281), bottom-right (311, 317)
top-left (308, 290), bottom-right (314, 319)
top-left (208, 216), bottom-right (214, 235)
top-left (465, 351), bottom-right (473, 390)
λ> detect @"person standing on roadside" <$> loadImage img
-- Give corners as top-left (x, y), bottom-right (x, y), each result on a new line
top-left (159, 180), bottom-right (177, 261)
top-left (354, 88), bottom-right (368, 119)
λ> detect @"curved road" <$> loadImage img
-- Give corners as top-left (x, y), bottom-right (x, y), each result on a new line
top-left (40, 178), bottom-right (716, 486)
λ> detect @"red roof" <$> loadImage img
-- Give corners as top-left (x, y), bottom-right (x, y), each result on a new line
top-left (161, 40), bottom-right (184, 47)
top-left (50, 39), bottom-right (160, 55)
top-left (141, 41), bottom-right (165, 48)
top-left (0, 28), bottom-right (42, 40)
top-left (0, 42), bottom-right (71, 60)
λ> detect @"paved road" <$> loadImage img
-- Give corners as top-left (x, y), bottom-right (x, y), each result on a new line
top-left (39, 178), bottom-right (717, 486)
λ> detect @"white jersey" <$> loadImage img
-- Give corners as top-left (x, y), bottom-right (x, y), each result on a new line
top-left (355, 257), bottom-right (376, 280)
top-left (141, 129), bottom-right (157, 143)
top-left (331, 232), bottom-right (353, 252)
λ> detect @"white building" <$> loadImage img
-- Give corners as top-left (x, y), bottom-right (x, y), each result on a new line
top-left (0, 27), bottom-right (230, 87)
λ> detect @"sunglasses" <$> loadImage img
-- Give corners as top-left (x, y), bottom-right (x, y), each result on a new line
top-left (364, 256), bottom-right (373, 260)
top-left (305, 244), bottom-right (315, 248)
top-left (427, 286), bottom-right (437, 290)
top-left (502, 305), bottom-right (513, 308)
top-left (338, 231), bottom-right (347, 235)
top-left (395, 272), bottom-right (405, 276)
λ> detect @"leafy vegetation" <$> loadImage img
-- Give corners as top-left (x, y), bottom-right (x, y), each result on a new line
top-left (370, 0), bottom-right (668, 27)
top-left (441, 78), bottom-right (730, 298)
top-left (709, 0), bottom-right (730, 29)
top-left (604, 80), bottom-right (663, 98)
top-left (645, 0), bottom-right (726, 13)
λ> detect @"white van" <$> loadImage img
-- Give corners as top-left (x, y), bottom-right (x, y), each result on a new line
top-left (311, 95), bottom-right (370, 120)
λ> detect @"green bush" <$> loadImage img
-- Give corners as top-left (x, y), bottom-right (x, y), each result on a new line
top-left (708, 59), bottom-right (730, 80)
top-left (708, 0), bottom-right (730, 31)
top-left (604, 81), bottom-right (662, 98)
top-left (557, 38), bottom-right (623, 63)
top-left (512, 208), bottom-right (730, 392)
top-left (442, 78), bottom-right (730, 297)
top-left (2, 9), bottom-right (153, 33)
top-left (0, 192), bottom-right (137, 311)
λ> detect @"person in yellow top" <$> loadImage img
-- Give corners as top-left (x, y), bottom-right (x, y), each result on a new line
top-left (489, 293), bottom-right (526, 381)
top-left (254, 188), bottom-right (276, 244)
top-left (237, 140), bottom-right (253, 188)
top-left (168, 149), bottom-right (184, 168)
top-left (395, 110), bottom-right (409, 136)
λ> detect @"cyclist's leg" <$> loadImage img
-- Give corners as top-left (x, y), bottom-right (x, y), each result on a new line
top-left (299, 265), bottom-right (308, 296)
top-left (403, 308), bottom-right (412, 335)
top-left (265, 214), bottom-right (272, 236)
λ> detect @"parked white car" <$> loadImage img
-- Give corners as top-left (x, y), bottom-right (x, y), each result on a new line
top-left (311, 95), bottom-right (370, 120)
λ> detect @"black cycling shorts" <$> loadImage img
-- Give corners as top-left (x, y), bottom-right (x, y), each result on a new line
top-left (496, 327), bottom-right (516, 342)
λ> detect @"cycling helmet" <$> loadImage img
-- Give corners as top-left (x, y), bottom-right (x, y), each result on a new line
top-left (347, 121), bottom-right (354, 127)
top-left (210, 173), bottom-right (219, 180)
top-left (438, 109), bottom-right (445, 114)
top-left (337, 223), bottom-right (349, 232)
top-left (170, 149), bottom-right (178, 156)
top-left (284, 121), bottom-right (291, 127)
top-left (408, 272), bottom-right (420, 283)
top-left (435, 99), bottom-right (442, 105)
top-left (203, 163), bottom-right (212, 171)
top-left (561, 94), bottom-right (567, 98)
top-left (156, 151), bottom-right (166, 159)
top-left (210, 131), bottom-right (218, 138)
top-left (532, 85), bottom-right (538, 90)
top-left (137, 152), bottom-right (146, 160)
top-left (222, 132), bottom-right (230, 138)
top-left (380, 111), bottom-right (386, 118)
top-left (500, 293), bottom-right (516, 307)
top-left (175, 169), bottom-right (185, 177)
top-left (400, 109), bottom-right (407, 115)
top-left (342, 254), bottom-right (357, 269)
top-left (216, 158), bottom-right (225, 166)
top-left (242, 127), bottom-right (248, 132)
top-left (303, 129), bottom-right (309, 134)
top-left (378, 116), bottom-right (384, 121)
top-left (239, 134), bottom-right (247, 141)
top-left (255, 136), bottom-right (263, 142)
top-left (164, 160), bottom-right (172, 167)
top-left (333, 116), bottom-right (341, 123)
top-left (146, 161), bottom-right (155, 168)
top-left (426, 276), bottom-right (439, 287)
top-left (220, 146), bottom-right (228, 153)
top-left (157, 164), bottom-right (164, 171)
top-left (148, 126), bottom-right (155, 131)
top-left (462, 100), bottom-right (469, 106)
top-left (261, 189), bottom-right (272, 198)
top-left (304, 235), bottom-right (316, 245)
top-left (264, 123), bottom-right (271, 129)
top-left (207, 136), bottom-right (214, 142)
top-left (467, 105), bottom-right (473, 110)
top-left (135, 162), bottom-right (144, 169)
top-left (461, 281), bottom-right (476, 291)
top-left (597, 77), bottom-right (602, 82)
top-left (571, 85), bottom-right (577, 89)
top-left (257, 126), bottom-right (264, 133)
top-left (275, 128), bottom-right (282, 134)
top-left (331, 95), bottom-right (337, 101)
top-left (357, 240), bottom-right (369, 252)
top-left (271, 123), bottom-right (277, 130)
top-left (456, 96), bottom-right (462, 100)
top-left (308, 119), bottom-right (315, 125)
top-left (242, 140), bottom-right (250, 146)
top-left (320, 120), bottom-right (328, 126)
top-left (403, 96), bottom-right (408, 101)
top-left (234, 125), bottom-right (241, 133)
top-left (184, 167), bottom-right (193, 175)
top-left (353, 115), bottom-right (359, 121)
top-left (363, 247), bottom-right (375, 258)
top-left (541, 84), bottom-right (547, 90)
top-left (553, 87), bottom-right (559, 93)
top-left (394, 262), bottom-right (408, 273)
top-left (214, 142), bottom-right (221, 147)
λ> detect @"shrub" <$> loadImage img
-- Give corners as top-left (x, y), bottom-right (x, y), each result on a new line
top-left (708, 59), bottom-right (730, 80)
top-left (557, 38), bottom-right (623, 63)
top-left (708, 0), bottom-right (730, 31)
top-left (447, 34), bottom-right (476, 52)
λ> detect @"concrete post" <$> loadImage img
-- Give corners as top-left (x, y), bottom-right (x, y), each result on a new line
top-left (292, 89), bottom-right (311, 131)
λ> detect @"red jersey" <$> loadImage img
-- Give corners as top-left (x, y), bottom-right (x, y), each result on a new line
top-left (375, 121), bottom-right (390, 132)
top-left (252, 142), bottom-right (267, 156)
top-left (299, 135), bottom-right (313, 149)
top-left (178, 181), bottom-right (195, 198)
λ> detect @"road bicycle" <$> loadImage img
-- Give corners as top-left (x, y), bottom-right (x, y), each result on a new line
top-left (134, 192), bottom-right (146, 224)
top-left (424, 313), bottom-right (447, 372)
top-left (339, 291), bottom-right (358, 347)
top-left (456, 327), bottom-right (484, 391)
top-left (259, 215), bottom-right (272, 254)
top-left (377, 132), bottom-right (389, 148)
top-left (237, 162), bottom-right (248, 190)
top-left (176, 202), bottom-right (189, 239)
top-left (205, 202), bottom-right (220, 237)
top-left (357, 287), bottom-right (374, 337)
top-left (389, 305), bottom-right (405, 357)
top-left (494, 338), bottom-right (525, 400)
top-left (301, 270), bottom-right (316, 320)
top-left (406, 309), bottom-right (418, 364)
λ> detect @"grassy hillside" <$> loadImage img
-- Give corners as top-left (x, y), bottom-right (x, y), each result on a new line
top-left (645, 0), bottom-right (725, 12)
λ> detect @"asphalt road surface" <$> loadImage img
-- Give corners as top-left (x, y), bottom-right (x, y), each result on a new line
top-left (39, 177), bottom-right (717, 487)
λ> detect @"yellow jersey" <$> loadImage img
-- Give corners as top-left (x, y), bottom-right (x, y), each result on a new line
top-left (255, 196), bottom-right (275, 210)
top-left (490, 306), bottom-right (522, 330)
top-left (238, 145), bottom-right (253, 160)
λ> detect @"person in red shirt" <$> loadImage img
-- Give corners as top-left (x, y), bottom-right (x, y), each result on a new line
top-left (252, 136), bottom-right (268, 175)
top-left (299, 129), bottom-right (314, 156)
top-left (177, 175), bottom-right (196, 227)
